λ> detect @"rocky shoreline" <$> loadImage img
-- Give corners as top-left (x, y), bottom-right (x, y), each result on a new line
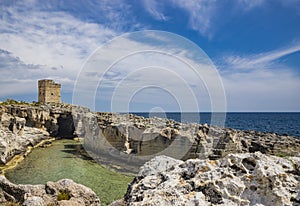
top-left (0, 176), bottom-right (101, 205)
top-left (124, 152), bottom-right (300, 205)
top-left (0, 103), bottom-right (300, 205)
top-left (77, 109), bottom-right (300, 173)
top-left (0, 103), bottom-right (75, 166)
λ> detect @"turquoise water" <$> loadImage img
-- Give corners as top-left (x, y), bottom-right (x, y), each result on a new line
top-left (5, 139), bottom-right (133, 205)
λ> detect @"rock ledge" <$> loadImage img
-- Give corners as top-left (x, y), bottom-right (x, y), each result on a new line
top-left (125, 152), bottom-right (300, 206)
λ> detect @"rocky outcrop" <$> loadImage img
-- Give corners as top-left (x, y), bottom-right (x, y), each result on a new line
top-left (74, 111), bottom-right (300, 173)
top-left (1, 104), bottom-right (76, 138)
top-left (1, 103), bottom-right (300, 170)
top-left (0, 104), bottom-right (80, 165)
top-left (94, 113), bottom-right (300, 160)
top-left (1, 103), bottom-right (300, 205)
top-left (0, 176), bottom-right (101, 205)
top-left (0, 104), bottom-right (102, 205)
top-left (124, 153), bottom-right (300, 206)
top-left (0, 114), bottom-right (50, 165)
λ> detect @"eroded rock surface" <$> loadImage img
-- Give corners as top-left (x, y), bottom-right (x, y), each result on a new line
top-left (0, 104), bottom-right (76, 138)
top-left (0, 176), bottom-right (101, 206)
top-left (2, 104), bottom-right (300, 168)
top-left (125, 153), bottom-right (300, 206)
top-left (0, 104), bottom-right (80, 165)
top-left (1, 104), bottom-right (300, 205)
top-left (75, 111), bottom-right (300, 172)
top-left (0, 114), bottom-right (50, 165)
top-left (94, 113), bottom-right (300, 159)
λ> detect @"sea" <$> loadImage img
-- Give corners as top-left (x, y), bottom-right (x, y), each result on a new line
top-left (132, 112), bottom-right (300, 138)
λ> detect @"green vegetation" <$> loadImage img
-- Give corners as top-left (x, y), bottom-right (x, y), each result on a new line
top-left (30, 101), bottom-right (41, 106)
top-left (0, 98), bottom-right (40, 106)
top-left (275, 152), bottom-right (291, 158)
top-left (0, 99), bottom-right (29, 106)
top-left (57, 190), bottom-right (70, 201)
top-left (0, 98), bottom-right (71, 108)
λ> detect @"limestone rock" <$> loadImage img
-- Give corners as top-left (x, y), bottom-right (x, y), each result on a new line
top-left (0, 104), bottom-right (82, 164)
top-left (92, 112), bottom-right (300, 161)
top-left (138, 155), bottom-right (183, 176)
top-left (109, 199), bottom-right (125, 206)
top-left (74, 110), bottom-right (300, 173)
top-left (0, 123), bottom-right (50, 164)
top-left (1, 104), bottom-right (77, 138)
top-left (2, 103), bottom-right (300, 171)
top-left (125, 153), bottom-right (300, 206)
top-left (22, 196), bottom-right (45, 206)
top-left (45, 179), bottom-right (101, 206)
top-left (0, 176), bottom-right (101, 206)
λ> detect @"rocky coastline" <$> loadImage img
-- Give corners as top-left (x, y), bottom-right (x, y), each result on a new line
top-left (0, 176), bottom-right (101, 205)
top-left (0, 103), bottom-right (75, 166)
top-left (0, 103), bottom-right (299, 205)
top-left (124, 153), bottom-right (300, 205)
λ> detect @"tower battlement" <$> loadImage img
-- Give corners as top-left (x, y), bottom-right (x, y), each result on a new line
top-left (38, 79), bottom-right (61, 103)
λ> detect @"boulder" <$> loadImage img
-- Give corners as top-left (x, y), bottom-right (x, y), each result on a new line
top-left (0, 176), bottom-right (101, 206)
top-left (125, 152), bottom-right (300, 206)
top-left (45, 179), bottom-right (101, 206)
top-left (138, 155), bottom-right (183, 176)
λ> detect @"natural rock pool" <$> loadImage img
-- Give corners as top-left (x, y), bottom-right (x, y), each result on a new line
top-left (5, 139), bottom-right (133, 205)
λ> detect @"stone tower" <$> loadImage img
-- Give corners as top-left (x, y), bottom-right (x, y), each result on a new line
top-left (38, 79), bottom-right (61, 103)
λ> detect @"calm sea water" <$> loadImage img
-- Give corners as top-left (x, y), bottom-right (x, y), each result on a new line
top-left (132, 112), bottom-right (300, 138)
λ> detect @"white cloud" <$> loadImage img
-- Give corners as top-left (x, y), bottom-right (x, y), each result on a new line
top-left (142, 0), bottom-right (217, 37)
top-left (170, 0), bottom-right (267, 38)
top-left (0, 0), bottom-right (121, 97)
top-left (73, 31), bottom-right (226, 112)
top-left (222, 43), bottom-right (300, 70)
top-left (219, 44), bottom-right (300, 111)
top-left (170, 0), bottom-right (217, 38)
top-left (141, 0), bottom-right (299, 39)
top-left (1, 0), bottom-right (299, 112)
top-left (141, 0), bottom-right (265, 38)
top-left (237, 0), bottom-right (265, 10)
top-left (143, 0), bottom-right (168, 21)
top-left (222, 68), bottom-right (300, 111)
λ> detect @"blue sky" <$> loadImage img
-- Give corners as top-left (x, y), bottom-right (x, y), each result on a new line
top-left (0, 0), bottom-right (300, 112)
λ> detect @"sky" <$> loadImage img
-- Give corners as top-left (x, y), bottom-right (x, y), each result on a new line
top-left (0, 0), bottom-right (300, 112)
